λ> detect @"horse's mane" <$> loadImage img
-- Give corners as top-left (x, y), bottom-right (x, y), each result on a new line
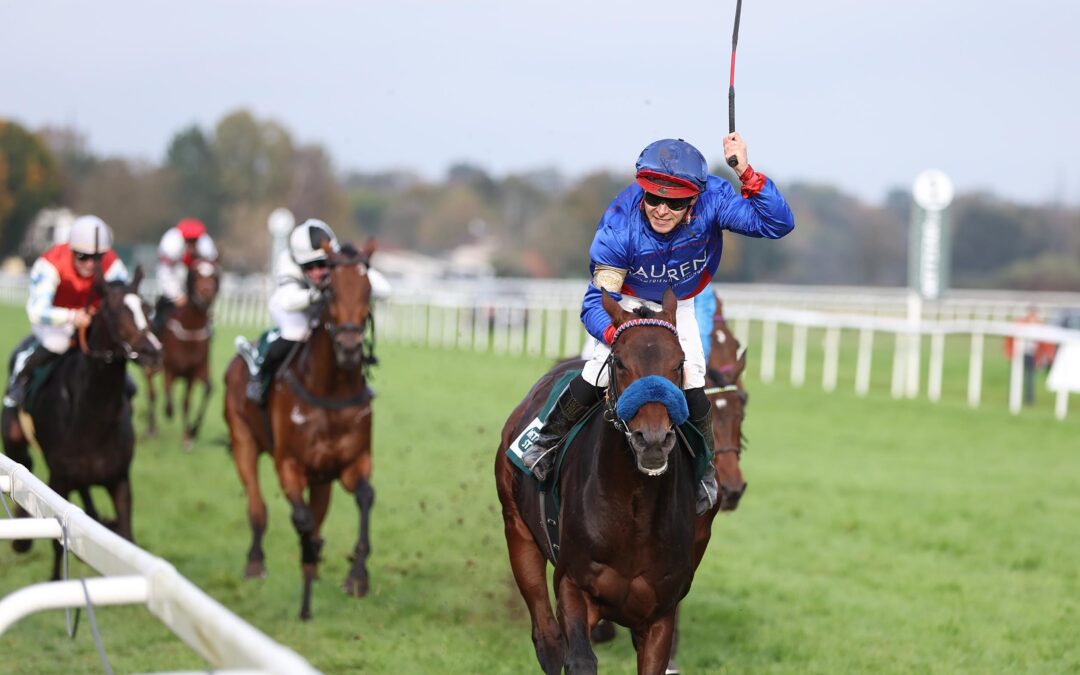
top-left (632, 305), bottom-right (657, 319)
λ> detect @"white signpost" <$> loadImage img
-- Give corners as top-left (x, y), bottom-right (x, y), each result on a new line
top-left (267, 207), bottom-right (295, 280)
top-left (904, 170), bottom-right (954, 398)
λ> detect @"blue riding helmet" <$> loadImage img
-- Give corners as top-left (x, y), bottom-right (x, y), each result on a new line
top-left (635, 139), bottom-right (709, 197)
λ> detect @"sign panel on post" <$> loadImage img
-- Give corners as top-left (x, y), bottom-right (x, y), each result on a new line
top-left (909, 170), bottom-right (954, 300)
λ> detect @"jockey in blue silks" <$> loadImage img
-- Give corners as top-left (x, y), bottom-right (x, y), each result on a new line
top-left (521, 135), bottom-right (795, 514)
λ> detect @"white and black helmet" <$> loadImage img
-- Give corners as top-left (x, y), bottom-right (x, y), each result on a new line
top-left (69, 215), bottom-right (113, 255)
top-left (289, 219), bottom-right (339, 266)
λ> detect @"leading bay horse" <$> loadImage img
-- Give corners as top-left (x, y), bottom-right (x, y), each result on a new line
top-left (144, 258), bottom-right (220, 448)
top-left (1, 268), bottom-right (162, 580)
top-left (497, 288), bottom-right (698, 674)
top-left (223, 240), bottom-right (377, 620)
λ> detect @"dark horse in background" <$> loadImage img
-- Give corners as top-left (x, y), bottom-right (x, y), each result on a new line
top-left (223, 240), bottom-right (378, 620)
top-left (1, 268), bottom-right (162, 580)
top-left (144, 258), bottom-right (220, 449)
top-left (497, 289), bottom-right (700, 675)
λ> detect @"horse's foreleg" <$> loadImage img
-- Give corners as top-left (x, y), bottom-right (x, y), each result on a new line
top-left (229, 428), bottom-right (267, 579)
top-left (163, 371), bottom-right (175, 420)
top-left (107, 476), bottom-right (135, 544)
top-left (666, 606), bottom-right (682, 675)
top-left (2, 408), bottom-right (35, 554)
top-left (144, 368), bottom-right (158, 437)
top-left (343, 476), bottom-right (373, 597)
top-left (280, 462), bottom-right (318, 620)
top-left (181, 378), bottom-right (194, 450)
top-left (632, 613), bottom-right (678, 675)
top-left (341, 451), bottom-right (373, 598)
top-left (556, 573), bottom-right (598, 674)
top-left (189, 377), bottom-right (213, 441)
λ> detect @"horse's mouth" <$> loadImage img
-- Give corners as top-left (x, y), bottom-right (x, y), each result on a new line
top-left (635, 458), bottom-right (668, 476)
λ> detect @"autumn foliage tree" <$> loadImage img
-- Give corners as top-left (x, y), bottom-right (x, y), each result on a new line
top-left (0, 120), bottom-right (61, 257)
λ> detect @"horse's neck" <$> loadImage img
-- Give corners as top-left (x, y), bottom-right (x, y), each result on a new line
top-left (588, 422), bottom-right (689, 518)
top-left (294, 326), bottom-right (365, 394)
top-left (59, 349), bottom-right (127, 420)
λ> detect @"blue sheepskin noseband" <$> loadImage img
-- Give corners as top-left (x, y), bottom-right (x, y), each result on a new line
top-left (615, 375), bottom-right (689, 425)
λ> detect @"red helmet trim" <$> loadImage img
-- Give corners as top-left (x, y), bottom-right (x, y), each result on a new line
top-left (634, 170), bottom-right (700, 198)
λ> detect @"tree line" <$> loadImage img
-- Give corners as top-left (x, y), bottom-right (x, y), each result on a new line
top-left (1, 111), bottom-right (1078, 289)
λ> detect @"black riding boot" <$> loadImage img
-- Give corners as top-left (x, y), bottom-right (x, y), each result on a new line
top-left (522, 375), bottom-right (601, 481)
top-left (686, 387), bottom-right (719, 516)
top-left (246, 338), bottom-right (297, 406)
top-left (4, 344), bottom-right (60, 409)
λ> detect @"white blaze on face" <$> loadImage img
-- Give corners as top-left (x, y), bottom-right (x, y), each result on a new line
top-left (195, 261), bottom-right (216, 277)
top-left (715, 330), bottom-right (727, 344)
top-left (715, 398), bottom-right (728, 410)
top-left (124, 294), bottom-right (162, 349)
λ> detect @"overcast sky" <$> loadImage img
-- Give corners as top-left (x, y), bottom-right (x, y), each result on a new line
top-left (2, 0), bottom-right (1077, 206)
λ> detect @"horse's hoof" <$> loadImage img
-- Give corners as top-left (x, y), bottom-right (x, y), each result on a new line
top-left (590, 620), bottom-right (616, 644)
top-left (243, 561), bottom-right (267, 579)
top-left (12, 539), bottom-right (32, 554)
top-left (665, 661), bottom-right (681, 675)
top-left (342, 576), bottom-right (369, 597)
top-left (299, 611), bottom-right (312, 621)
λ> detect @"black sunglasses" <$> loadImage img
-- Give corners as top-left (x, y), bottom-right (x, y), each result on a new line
top-left (74, 252), bottom-right (105, 262)
top-left (300, 260), bottom-right (328, 271)
top-left (642, 192), bottom-right (694, 211)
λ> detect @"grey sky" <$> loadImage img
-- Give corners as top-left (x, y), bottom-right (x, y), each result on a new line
top-left (2, 0), bottom-right (1077, 205)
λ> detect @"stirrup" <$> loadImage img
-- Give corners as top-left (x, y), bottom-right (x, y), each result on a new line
top-left (235, 336), bottom-right (262, 377)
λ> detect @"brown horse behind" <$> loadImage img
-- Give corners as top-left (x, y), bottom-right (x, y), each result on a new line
top-left (497, 289), bottom-right (701, 674)
top-left (223, 240), bottom-right (377, 620)
top-left (145, 258), bottom-right (219, 449)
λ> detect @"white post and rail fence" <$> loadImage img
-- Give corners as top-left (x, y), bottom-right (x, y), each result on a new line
top-left (0, 454), bottom-right (320, 674)
top-left (1, 275), bottom-right (1078, 419)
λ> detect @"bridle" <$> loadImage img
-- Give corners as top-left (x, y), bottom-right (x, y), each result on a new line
top-left (601, 318), bottom-right (681, 440)
top-left (316, 257), bottom-right (378, 375)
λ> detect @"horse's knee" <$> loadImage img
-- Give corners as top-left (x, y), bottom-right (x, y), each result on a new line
top-left (290, 504), bottom-right (315, 535)
top-left (353, 480), bottom-right (374, 509)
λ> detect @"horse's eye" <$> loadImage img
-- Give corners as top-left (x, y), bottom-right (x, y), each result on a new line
top-left (613, 356), bottom-right (626, 370)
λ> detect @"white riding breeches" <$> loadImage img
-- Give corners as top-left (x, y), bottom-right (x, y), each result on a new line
top-left (32, 324), bottom-right (76, 354)
top-left (268, 296), bottom-right (314, 342)
top-left (580, 295), bottom-right (706, 390)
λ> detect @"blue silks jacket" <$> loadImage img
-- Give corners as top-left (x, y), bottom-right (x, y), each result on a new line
top-left (581, 175), bottom-right (795, 342)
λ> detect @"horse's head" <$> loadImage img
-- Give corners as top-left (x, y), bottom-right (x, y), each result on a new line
top-left (321, 239), bottom-right (375, 371)
top-left (187, 258), bottom-right (220, 310)
top-left (602, 288), bottom-right (685, 476)
top-left (90, 266), bottom-right (163, 368)
top-left (708, 347), bottom-right (748, 511)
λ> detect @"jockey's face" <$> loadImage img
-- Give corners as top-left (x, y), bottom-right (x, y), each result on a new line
top-left (184, 240), bottom-right (197, 256)
top-left (73, 251), bottom-right (103, 278)
top-left (642, 193), bottom-right (696, 234)
top-left (302, 261), bottom-right (330, 286)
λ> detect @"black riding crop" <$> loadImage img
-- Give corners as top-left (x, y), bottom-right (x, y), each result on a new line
top-left (726, 0), bottom-right (744, 168)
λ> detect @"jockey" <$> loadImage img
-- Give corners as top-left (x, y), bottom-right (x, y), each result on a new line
top-left (3, 215), bottom-right (129, 408)
top-left (245, 218), bottom-right (390, 404)
top-left (154, 217), bottom-right (218, 332)
top-left (521, 136), bottom-right (795, 514)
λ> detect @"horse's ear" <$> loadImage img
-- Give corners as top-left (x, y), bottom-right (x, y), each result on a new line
top-left (362, 237), bottom-right (376, 260)
top-left (735, 347), bottom-right (748, 377)
top-left (661, 288), bottom-right (678, 322)
top-left (131, 265), bottom-right (144, 290)
top-left (601, 289), bottom-right (625, 325)
top-left (715, 295), bottom-right (724, 317)
top-left (320, 239), bottom-right (334, 255)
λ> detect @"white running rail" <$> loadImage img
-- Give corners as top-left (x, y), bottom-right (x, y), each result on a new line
top-left (0, 456), bottom-right (321, 675)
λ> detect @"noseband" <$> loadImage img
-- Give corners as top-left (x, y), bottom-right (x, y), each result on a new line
top-left (601, 318), bottom-right (683, 440)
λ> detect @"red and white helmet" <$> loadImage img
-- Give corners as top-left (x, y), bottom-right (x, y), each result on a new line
top-left (176, 218), bottom-right (207, 241)
top-left (69, 215), bottom-right (113, 255)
